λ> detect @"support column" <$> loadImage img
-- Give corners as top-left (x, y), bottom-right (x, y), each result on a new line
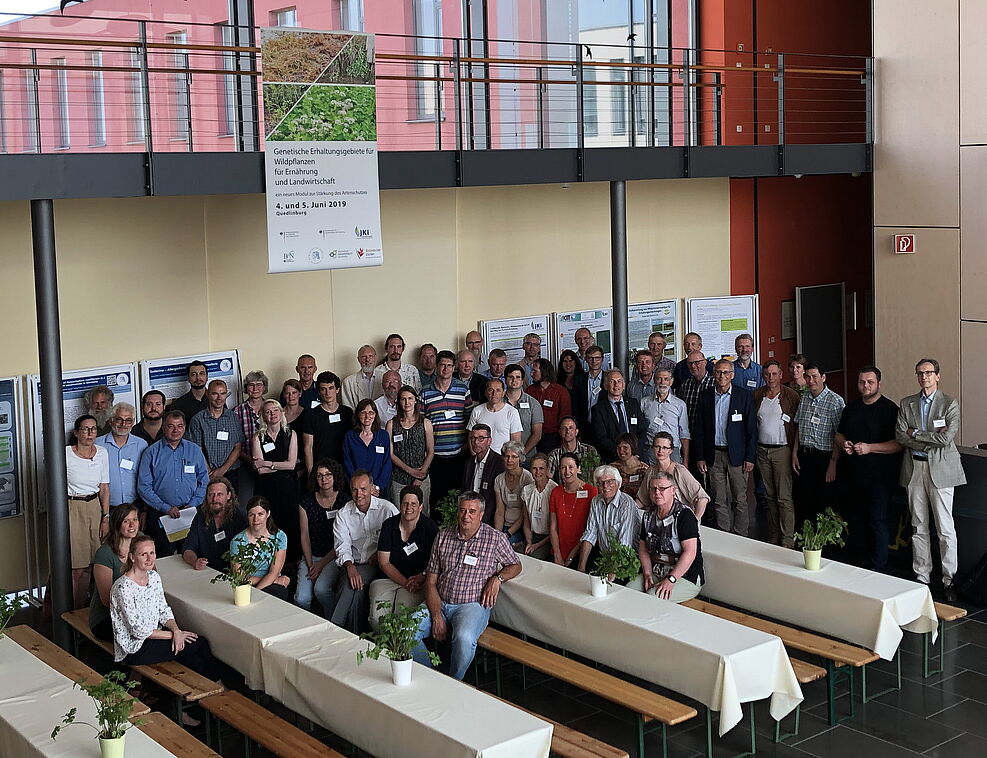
top-left (32, 199), bottom-right (71, 651)
top-left (610, 180), bottom-right (629, 376)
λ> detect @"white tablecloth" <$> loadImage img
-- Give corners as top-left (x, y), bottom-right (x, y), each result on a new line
top-left (699, 527), bottom-right (938, 660)
top-left (492, 555), bottom-right (802, 735)
top-left (0, 635), bottom-right (175, 758)
top-left (262, 624), bottom-right (553, 758)
top-left (155, 555), bottom-right (332, 689)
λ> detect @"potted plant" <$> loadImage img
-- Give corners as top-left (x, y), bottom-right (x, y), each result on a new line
top-left (794, 507), bottom-right (848, 570)
top-left (0, 590), bottom-right (24, 638)
top-left (357, 601), bottom-right (440, 686)
top-left (434, 488), bottom-right (461, 528)
top-left (590, 530), bottom-right (641, 597)
top-left (578, 448), bottom-right (602, 485)
top-left (51, 670), bottom-right (143, 758)
top-left (210, 538), bottom-right (276, 606)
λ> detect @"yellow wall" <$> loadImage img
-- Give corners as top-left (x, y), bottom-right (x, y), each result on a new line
top-left (0, 178), bottom-right (729, 589)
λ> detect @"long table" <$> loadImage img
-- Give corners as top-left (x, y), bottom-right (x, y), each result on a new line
top-left (0, 634), bottom-right (175, 758)
top-left (492, 554), bottom-right (803, 736)
top-left (699, 527), bottom-right (938, 660)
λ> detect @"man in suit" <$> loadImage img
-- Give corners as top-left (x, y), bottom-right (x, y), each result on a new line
top-left (591, 369), bottom-right (646, 462)
top-left (694, 359), bottom-right (757, 536)
top-left (461, 423), bottom-right (504, 525)
top-left (571, 345), bottom-right (606, 446)
top-left (896, 358), bottom-right (966, 601)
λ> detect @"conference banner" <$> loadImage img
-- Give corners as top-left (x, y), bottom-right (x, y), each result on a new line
top-left (262, 27), bottom-right (383, 273)
top-left (139, 350), bottom-right (241, 409)
top-left (0, 377), bottom-right (25, 519)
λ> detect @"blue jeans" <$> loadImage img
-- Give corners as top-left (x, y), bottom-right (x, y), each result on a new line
top-left (294, 556), bottom-right (337, 615)
top-left (411, 601), bottom-right (491, 680)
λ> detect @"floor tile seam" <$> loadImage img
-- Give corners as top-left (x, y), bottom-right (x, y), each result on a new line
top-left (925, 697), bottom-right (969, 719)
top-left (839, 722), bottom-right (943, 756)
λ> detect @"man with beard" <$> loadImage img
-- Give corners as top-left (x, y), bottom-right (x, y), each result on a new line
top-left (374, 370), bottom-right (401, 427)
top-left (187, 379), bottom-right (244, 492)
top-left (418, 343), bottom-right (438, 389)
top-left (133, 390), bottom-right (166, 445)
top-left (168, 360), bottom-right (209, 433)
top-left (465, 330), bottom-right (488, 374)
top-left (731, 333), bottom-right (764, 392)
top-left (181, 477), bottom-right (247, 570)
top-left (84, 385), bottom-right (115, 435)
top-left (373, 333), bottom-right (421, 394)
top-left (342, 345), bottom-right (378, 410)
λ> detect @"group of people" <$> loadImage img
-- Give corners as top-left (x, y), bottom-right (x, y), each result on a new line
top-left (68, 326), bottom-right (965, 691)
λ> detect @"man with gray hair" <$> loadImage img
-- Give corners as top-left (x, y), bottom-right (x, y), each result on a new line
top-left (732, 333), bottom-right (764, 391)
top-left (518, 333), bottom-right (542, 384)
top-left (342, 345), bottom-right (378, 410)
top-left (187, 379), bottom-right (244, 492)
top-left (374, 370), bottom-right (401, 427)
top-left (95, 401), bottom-right (147, 508)
top-left (591, 369), bottom-right (646, 462)
top-left (576, 465), bottom-right (642, 575)
top-left (84, 385), bottom-right (115, 435)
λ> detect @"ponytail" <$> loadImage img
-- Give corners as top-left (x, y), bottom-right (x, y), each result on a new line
top-left (123, 534), bottom-right (155, 573)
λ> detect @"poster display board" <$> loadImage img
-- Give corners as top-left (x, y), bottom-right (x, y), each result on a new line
top-left (686, 295), bottom-right (760, 362)
top-left (480, 315), bottom-right (552, 366)
top-left (627, 300), bottom-right (680, 364)
top-left (0, 377), bottom-right (25, 519)
top-left (262, 28), bottom-right (383, 273)
top-left (139, 351), bottom-right (241, 410)
top-left (553, 308), bottom-right (613, 367)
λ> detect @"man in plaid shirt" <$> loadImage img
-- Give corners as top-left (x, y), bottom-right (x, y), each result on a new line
top-left (411, 491), bottom-right (521, 680)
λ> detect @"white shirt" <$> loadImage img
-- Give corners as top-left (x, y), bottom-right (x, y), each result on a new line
top-left (341, 371), bottom-right (375, 410)
top-left (467, 403), bottom-right (523, 454)
top-left (374, 395), bottom-right (398, 427)
top-left (333, 496), bottom-right (398, 566)
top-left (65, 445), bottom-right (110, 496)
top-left (757, 394), bottom-right (787, 445)
top-left (472, 450), bottom-right (491, 494)
top-left (521, 480), bottom-right (556, 534)
top-left (109, 570), bottom-right (173, 661)
top-left (372, 362), bottom-right (422, 397)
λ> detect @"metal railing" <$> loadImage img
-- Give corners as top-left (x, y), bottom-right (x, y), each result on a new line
top-left (0, 17), bottom-right (872, 155)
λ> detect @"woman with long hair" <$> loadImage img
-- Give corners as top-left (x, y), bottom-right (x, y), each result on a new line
top-left (295, 458), bottom-right (345, 615)
top-left (229, 496), bottom-right (290, 600)
top-left (556, 349), bottom-right (585, 392)
top-left (253, 399), bottom-right (300, 560)
top-left (89, 504), bottom-right (139, 640)
top-left (386, 386), bottom-right (434, 511)
top-left (343, 399), bottom-right (392, 492)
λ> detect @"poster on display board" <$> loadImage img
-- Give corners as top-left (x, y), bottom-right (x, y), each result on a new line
top-left (553, 308), bottom-right (613, 368)
top-left (262, 27), bottom-right (383, 273)
top-left (627, 300), bottom-right (680, 365)
top-left (686, 295), bottom-right (760, 362)
top-left (0, 377), bottom-right (25, 519)
top-left (139, 351), bottom-right (241, 409)
top-left (480, 315), bottom-right (552, 366)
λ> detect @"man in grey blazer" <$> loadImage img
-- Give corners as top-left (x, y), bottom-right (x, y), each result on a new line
top-left (895, 358), bottom-right (966, 601)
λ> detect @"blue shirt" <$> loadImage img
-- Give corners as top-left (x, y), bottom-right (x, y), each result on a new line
top-left (96, 433), bottom-right (148, 507)
top-left (137, 439), bottom-right (209, 513)
top-left (732, 360), bottom-right (764, 391)
top-left (482, 371), bottom-right (507, 389)
top-left (714, 387), bottom-right (732, 446)
top-left (586, 372), bottom-right (603, 415)
top-left (608, 396), bottom-right (630, 433)
top-left (920, 391), bottom-right (936, 431)
top-left (343, 428), bottom-right (393, 490)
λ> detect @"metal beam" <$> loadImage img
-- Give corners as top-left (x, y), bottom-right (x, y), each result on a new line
top-left (31, 199), bottom-right (72, 651)
top-left (610, 181), bottom-right (629, 377)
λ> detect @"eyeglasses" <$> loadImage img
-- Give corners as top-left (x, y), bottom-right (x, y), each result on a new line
top-left (470, 435), bottom-right (490, 441)
top-left (916, 370), bottom-right (937, 376)
top-left (653, 445), bottom-right (673, 451)
top-left (654, 485), bottom-right (675, 494)
top-left (687, 360), bottom-right (706, 366)
top-left (714, 370), bottom-right (733, 376)
top-left (112, 417), bottom-right (134, 424)
top-left (597, 478), bottom-right (617, 486)
top-left (78, 426), bottom-right (98, 434)
top-left (316, 472), bottom-right (333, 479)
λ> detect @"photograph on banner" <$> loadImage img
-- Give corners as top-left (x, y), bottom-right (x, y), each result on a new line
top-left (139, 351), bottom-right (242, 410)
top-left (686, 295), bottom-right (759, 362)
top-left (262, 27), bottom-right (383, 273)
top-left (0, 378), bottom-right (24, 518)
top-left (554, 309), bottom-right (613, 367)
top-left (480, 315), bottom-right (551, 366)
top-left (627, 300), bottom-right (679, 365)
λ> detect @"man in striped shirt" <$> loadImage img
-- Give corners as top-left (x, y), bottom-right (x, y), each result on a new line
top-left (421, 350), bottom-right (470, 505)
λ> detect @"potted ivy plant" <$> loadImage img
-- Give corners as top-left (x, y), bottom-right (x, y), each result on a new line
top-left (590, 530), bottom-right (641, 597)
top-left (794, 507), bottom-right (848, 570)
top-left (0, 589), bottom-right (24, 638)
top-left (51, 670), bottom-right (143, 758)
top-left (356, 601), bottom-right (440, 686)
top-left (578, 448), bottom-right (602, 486)
top-left (433, 488), bottom-right (461, 528)
top-left (209, 538), bottom-right (276, 606)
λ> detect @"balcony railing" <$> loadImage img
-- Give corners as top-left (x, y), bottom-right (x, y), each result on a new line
top-left (0, 16), bottom-right (872, 156)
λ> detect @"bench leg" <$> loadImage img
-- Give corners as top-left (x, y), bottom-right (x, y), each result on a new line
top-left (773, 703), bottom-right (801, 743)
top-left (825, 662), bottom-right (854, 726)
top-left (923, 621), bottom-right (946, 678)
top-left (704, 705), bottom-right (756, 758)
top-left (862, 650), bottom-right (901, 703)
top-left (494, 653), bottom-right (503, 697)
top-left (636, 715), bottom-right (668, 758)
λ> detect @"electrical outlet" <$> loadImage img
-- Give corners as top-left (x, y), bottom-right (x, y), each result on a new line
top-left (765, 125), bottom-right (771, 132)
top-left (768, 350), bottom-right (775, 358)
top-left (736, 125), bottom-right (743, 132)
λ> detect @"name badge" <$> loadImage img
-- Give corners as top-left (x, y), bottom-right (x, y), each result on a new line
top-left (746, 380), bottom-right (757, 388)
top-left (591, 386), bottom-right (601, 396)
top-left (214, 530), bottom-right (226, 542)
top-left (262, 442), bottom-right (276, 453)
top-left (507, 493), bottom-right (517, 501)
top-left (482, 481), bottom-right (488, 489)
top-left (731, 412), bottom-right (743, 422)
top-left (311, 400), bottom-right (320, 409)
top-left (183, 465), bottom-right (196, 474)
top-left (629, 474), bottom-right (640, 483)
top-left (520, 402), bottom-right (530, 409)
top-left (119, 459), bottom-right (134, 471)
top-left (543, 399), bottom-right (554, 408)
top-left (326, 510), bottom-right (337, 520)
top-left (393, 433), bottom-right (404, 442)
top-left (781, 413), bottom-right (791, 423)
top-left (216, 430), bottom-right (229, 441)
top-left (933, 419), bottom-right (946, 429)
top-left (463, 554), bottom-right (478, 566)
top-left (375, 445), bottom-right (385, 454)
top-left (328, 414), bottom-right (341, 423)
top-left (403, 542), bottom-right (418, 556)
top-left (811, 415), bottom-right (821, 424)
top-left (576, 490), bottom-right (588, 499)
top-left (444, 410), bottom-right (456, 420)
top-left (630, 416), bottom-right (638, 425)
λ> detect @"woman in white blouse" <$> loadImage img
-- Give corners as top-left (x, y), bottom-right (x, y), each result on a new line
top-left (66, 414), bottom-right (110, 609)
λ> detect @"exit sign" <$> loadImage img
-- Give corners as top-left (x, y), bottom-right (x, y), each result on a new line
top-left (893, 234), bottom-right (916, 254)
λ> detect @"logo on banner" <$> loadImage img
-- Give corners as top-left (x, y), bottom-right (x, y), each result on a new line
top-left (309, 248), bottom-right (324, 264)
top-left (357, 248), bottom-right (365, 258)
top-left (355, 226), bottom-right (373, 239)
top-left (283, 251), bottom-right (295, 263)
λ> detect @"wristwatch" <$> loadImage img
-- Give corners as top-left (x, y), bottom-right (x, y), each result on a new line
top-left (667, 575), bottom-right (677, 584)
top-left (101, 513), bottom-right (110, 520)
top-left (497, 573), bottom-right (506, 583)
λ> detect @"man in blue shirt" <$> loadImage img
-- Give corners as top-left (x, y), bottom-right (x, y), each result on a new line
top-left (138, 410), bottom-right (209, 555)
top-left (731, 333), bottom-right (764, 391)
top-left (96, 402), bottom-right (148, 509)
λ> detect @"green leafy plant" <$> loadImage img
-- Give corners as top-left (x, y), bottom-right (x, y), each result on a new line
top-left (210, 537), bottom-right (277, 590)
top-left (357, 601), bottom-right (440, 666)
top-left (0, 590), bottom-right (25, 638)
top-left (268, 84), bottom-right (377, 142)
top-left (434, 489), bottom-right (461, 528)
top-left (579, 448), bottom-right (602, 484)
top-left (51, 670), bottom-right (143, 741)
top-left (794, 508), bottom-right (848, 551)
top-left (592, 530), bottom-right (642, 585)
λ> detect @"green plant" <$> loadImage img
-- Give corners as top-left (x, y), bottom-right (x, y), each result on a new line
top-left (592, 530), bottom-right (642, 585)
top-left (794, 508), bottom-right (848, 551)
top-left (357, 601), bottom-right (440, 666)
top-left (51, 670), bottom-right (143, 741)
top-left (434, 489), bottom-right (461, 528)
top-left (210, 537), bottom-right (277, 590)
top-left (268, 84), bottom-right (377, 142)
top-left (579, 448), bottom-right (602, 485)
top-left (0, 590), bottom-right (25, 637)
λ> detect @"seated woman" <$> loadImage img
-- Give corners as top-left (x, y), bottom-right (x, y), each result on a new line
top-left (110, 533), bottom-right (222, 724)
top-left (229, 496), bottom-right (291, 601)
top-left (295, 458), bottom-right (344, 614)
top-left (493, 441), bottom-right (534, 548)
top-left (611, 432), bottom-right (649, 499)
top-left (521, 453), bottom-right (556, 559)
top-left (638, 469), bottom-right (704, 603)
top-left (90, 504), bottom-right (140, 641)
top-left (368, 485), bottom-right (438, 630)
top-left (549, 452), bottom-right (597, 568)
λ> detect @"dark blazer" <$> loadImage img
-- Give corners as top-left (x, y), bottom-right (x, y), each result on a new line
top-left (570, 372), bottom-right (602, 445)
top-left (694, 386), bottom-right (757, 467)
top-left (461, 449), bottom-right (505, 524)
top-left (590, 393), bottom-right (647, 462)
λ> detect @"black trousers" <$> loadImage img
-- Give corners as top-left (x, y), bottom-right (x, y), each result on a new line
top-left (122, 634), bottom-right (221, 682)
top-left (796, 447), bottom-right (835, 524)
top-left (852, 480), bottom-right (893, 572)
top-left (430, 451), bottom-right (466, 504)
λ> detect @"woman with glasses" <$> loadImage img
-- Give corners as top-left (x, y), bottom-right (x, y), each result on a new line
top-left (638, 431), bottom-right (709, 519)
top-left (253, 399), bottom-right (300, 560)
top-left (638, 469), bottom-right (704, 603)
top-left (66, 414), bottom-right (111, 608)
top-left (344, 399), bottom-right (392, 493)
top-left (295, 458), bottom-right (344, 614)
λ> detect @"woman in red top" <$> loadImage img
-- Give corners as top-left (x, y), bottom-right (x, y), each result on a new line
top-left (549, 452), bottom-right (597, 568)
top-left (525, 358), bottom-right (572, 454)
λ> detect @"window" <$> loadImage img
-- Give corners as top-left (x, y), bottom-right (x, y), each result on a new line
top-left (87, 51), bottom-right (105, 146)
top-left (128, 50), bottom-right (146, 143)
top-left (610, 58), bottom-right (626, 136)
top-left (632, 54), bottom-right (647, 138)
top-left (52, 58), bottom-right (70, 149)
top-left (270, 7), bottom-right (298, 27)
top-left (413, 0), bottom-right (442, 119)
top-left (335, 0), bottom-right (364, 31)
top-left (168, 32), bottom-right (189, 141)
top-left (583, 65), bottom-right (598, 138)
top-left (217, 23), bottom-right (237, 137)
top-left (23, 69), bottom-right (38, 152)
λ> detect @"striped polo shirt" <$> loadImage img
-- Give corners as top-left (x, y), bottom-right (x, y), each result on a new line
top-left (421, 379), bottom-right (470, 457)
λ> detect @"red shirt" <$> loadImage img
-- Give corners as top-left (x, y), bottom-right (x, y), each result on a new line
top-left (549, 483), bottom-right (597, 561)
top-left (525, 382), bottom-right (572, 435)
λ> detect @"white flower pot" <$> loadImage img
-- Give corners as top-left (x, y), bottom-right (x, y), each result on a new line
top-left (99, 735), bottom-right (126, 758)
top-left (803, 549), bottom-right (822, 571)
top-left (590, 574), bottom-right (608, 597)
top-left (233, 584), bottom-right (252, 606)
top-left (390, 657), bottom-right (413, 686)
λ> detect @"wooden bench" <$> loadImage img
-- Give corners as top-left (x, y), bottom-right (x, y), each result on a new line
top-left (6, 624), bottom-right (150, 718)
top-left (924, 602), bottom-right (969, 677)
top-left (774, 657), bottom-right (826, 742)
top-left (199, 690), bottom-right (344, 758)
top-left (478, 627), bottom-right (696, 758)
top-left (682, 598), bottom-right (878, 726)
top-left (62, 609), bottom-right (224, 721)
top-left (137, 711), bottom-right (222, 758)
